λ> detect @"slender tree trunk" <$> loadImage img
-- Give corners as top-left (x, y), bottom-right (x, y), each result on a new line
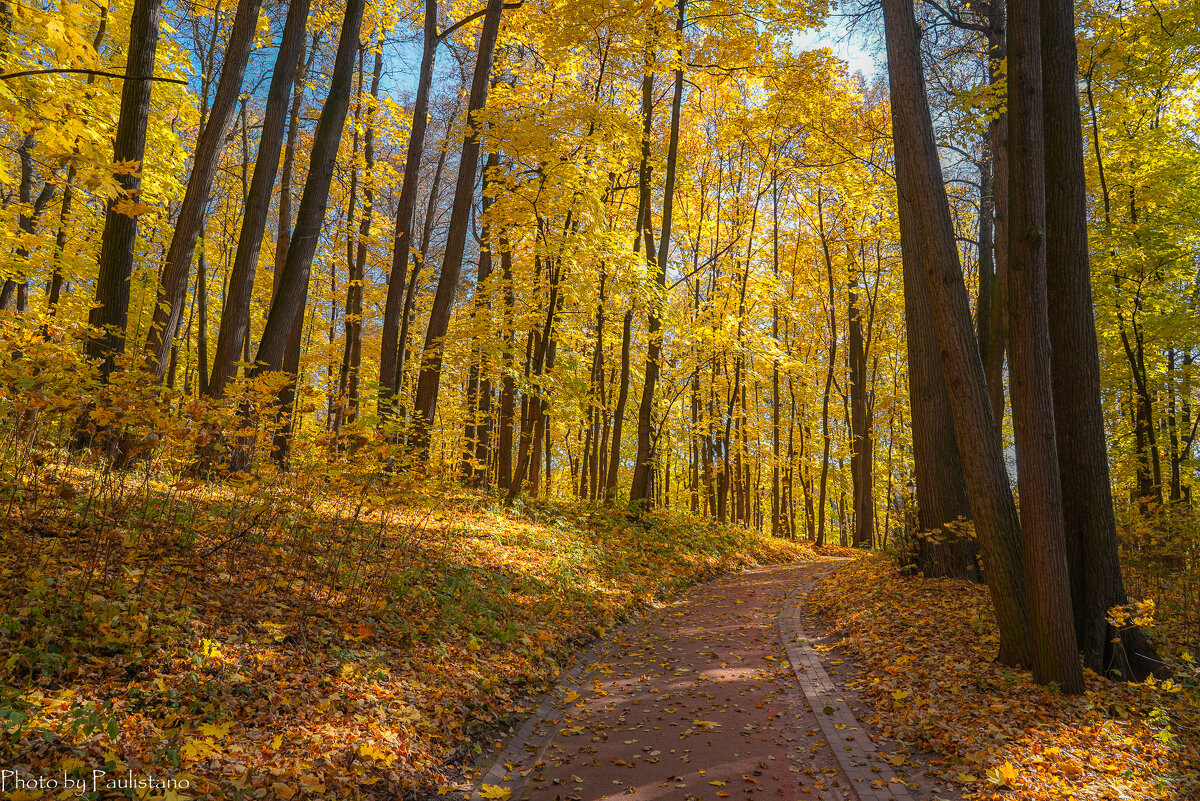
top-left (1041, 0), bottom-right (1161, 680)
top-left (335, 44), bottom-right (382, 433)
top-left (606, 58), bottom-right (655, 504)
top-left (881, 0), bottom-right (1030, 667)
top-left (985, 10), bottom-right (1009, 425)
top-left (461, 149), bottom-right (499, 484)
top-left (409, 0), bottom-right (506, 457)
top-left (47, 9), bottom-right (108, 319)
top-left (849, 273), bottom-right (873, 547)
top-left (143, 0), bottom-right (264, 378)
top-left (208, 0), bottom-right (312, 396)
top-left (497, 245), bottom-right (516, 488)
top-left (251, 0), bottom-right (365, 376)
top-left (630, 0), bottom-right (686, 508)
top-left (394, 130), bottom-right (452, 404)
top-left (379, 0), bottom-right (438, 419)
top-left (605, 307), bottom-right (634, 501)
top-left (197, 245), bottom-right (210, 396)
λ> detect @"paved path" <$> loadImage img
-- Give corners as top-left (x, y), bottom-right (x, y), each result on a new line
top-left (473, 562), bottom-right (915, 801)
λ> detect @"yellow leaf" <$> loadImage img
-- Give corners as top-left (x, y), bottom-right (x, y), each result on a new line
top-left (198, 722), bottom-right (231, 739)
top-left (479, 785), bottom-right (512, 800)
top-left (986, 761), bottom-right (1020, 787)
top-left (180, 738), bottom-right (218, 761)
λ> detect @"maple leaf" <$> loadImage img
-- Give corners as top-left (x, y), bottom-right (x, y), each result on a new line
top-left (180, 738), bottom-right (218, 761)
top-left (985, 761), bottom-right (1020, 788)
top-left (478, 784), bottom-right (512, 800)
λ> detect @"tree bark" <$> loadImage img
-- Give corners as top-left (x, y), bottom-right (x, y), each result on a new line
top-left (630, 0), bottom-right (686, 508)
top-left (208, 0), bottom-right (312, 396)
top-left (1041, 0), bottom-right (1161, 680)
top-left (1007, 0), bottom-right (1083, 693)
top-left (143, 0), bottom-right (264, 379)
top-left (881, 0), bottom-right (1030, 667)
top-left (379, 0), bottom-right (439, 420)
top-left (335, 44), bottom-right (383, 433)
top-left (849, 271), bottom-right (873, 547)
top-left (408, 0), bottom-right (506, 457)
top-left (84, 0), bottom-right (163, 380)
top-left (251, 0), bottom-right (365, 376)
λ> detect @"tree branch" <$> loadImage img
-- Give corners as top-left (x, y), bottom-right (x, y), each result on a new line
top-left (0, 68), bottom-right (187, 84)
top-left (438, 1), bottom-right (523, 42)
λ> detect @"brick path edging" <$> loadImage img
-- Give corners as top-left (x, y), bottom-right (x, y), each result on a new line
top-left (778, 583), bottom-right (916, 801)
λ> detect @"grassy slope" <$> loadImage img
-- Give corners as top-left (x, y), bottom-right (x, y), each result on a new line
top-left (0, 477), bottom-right (814, 800)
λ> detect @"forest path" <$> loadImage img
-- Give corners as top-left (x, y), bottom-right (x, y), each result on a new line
top-left (471, 561), bottom-right (916, 801)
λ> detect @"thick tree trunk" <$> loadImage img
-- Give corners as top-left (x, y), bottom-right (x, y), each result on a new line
top-left (1041, 0), bottom-right (1161, 680)
top-left (408, 0), bottom-right (506, 457)
top-left (208, 0), bottom-right (312, 396)
top-left (1007, 0), bottom-right (1083, 693)
top-left (84, 0), bottom-right (163, 380)
top-left (881, 0), bottom-right (1030, 667)
top-left (898, 191), bottom-right (978, 580)
top-left (275, 33), bottom-right (316, 297)
top-left (143, 0), bottom-right (264, 379)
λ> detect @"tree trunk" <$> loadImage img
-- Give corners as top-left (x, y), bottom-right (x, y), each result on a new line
top-left (605, 307), bottom-right (635, 502)
top-left (985, 9), bottom-right (1009, 425)
top-left (630, 0), bottom-right (686, 508)
top-left (84, 0), bottom-right (163, 381)
top-left (497, 245), bottom-right (516, 488)
top-left (408, 0), bottom-right (506, 457)
top-left (251, 0), bottom-right (365, 376)
top-left (379, 0), bottom-right (438, 420)
top-left (335, 44), bottom-right (383, 433)
top-left (849, 272), bottom-right (873, 547)
top-left (208, 0), bottom-right (312, 396)
top-left (1041, 0), bottom-right (1161, 681)
top-left (881, 0), bottom-right (1030, 667)
top-left (1007, 0), bottom-right (1083, 693)
top-left (898, 191), bottom-right (978, 580)
top-left (143, 0), bottom-right (264, 379)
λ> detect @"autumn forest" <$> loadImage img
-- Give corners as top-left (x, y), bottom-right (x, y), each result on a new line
top-left (0, 0), bottom-right (1197, 797)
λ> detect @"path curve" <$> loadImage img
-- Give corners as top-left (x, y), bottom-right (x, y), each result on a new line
top-left (472, 562), bottom-right (912, 801)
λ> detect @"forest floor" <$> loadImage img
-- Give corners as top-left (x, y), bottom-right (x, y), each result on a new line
top-left (805, 559), bottom-right (1200, 801)
top-left (0, 473), bottom-right (817, 800)
top-left (1, 468), bottom-right (1197, 801)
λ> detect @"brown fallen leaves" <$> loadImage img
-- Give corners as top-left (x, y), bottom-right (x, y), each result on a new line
top-left (807, 557), bottom-right (1200, 800)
